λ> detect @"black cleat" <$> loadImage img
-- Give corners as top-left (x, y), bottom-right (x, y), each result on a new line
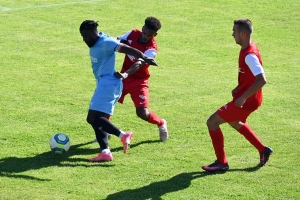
top-left (202, 160), bottom-right (229, 172)
top-left (258, 146), bottom-right (273, 167)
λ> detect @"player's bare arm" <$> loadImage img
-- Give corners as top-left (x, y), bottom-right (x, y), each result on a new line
top-left (234, 73), bottom-right (267, 107)
top-left (231, 86), bottom-right (238, 97)
top-left (114, 60), bottom-right (145, 79)
top-left (118, 44), bottom-right (158, 66)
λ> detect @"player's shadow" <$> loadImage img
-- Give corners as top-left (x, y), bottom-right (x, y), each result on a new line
top-left (106, 166), bottom-right (262, 200)
top-left (0, 139), bottom-right (159, 181)
top-left (228, 165), bottom-right (261, 172)
top-left (110, 139), bottom-right (161, 152)
top-left (0, 141), bottom-right (105, 181)
top-left (105, 171), bottom-right (214, 200)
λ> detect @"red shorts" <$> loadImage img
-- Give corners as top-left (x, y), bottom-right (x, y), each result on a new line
top-left (118, 78), bottom-right (149, 108)
top-left (217, 101), bottom-right (259, 123)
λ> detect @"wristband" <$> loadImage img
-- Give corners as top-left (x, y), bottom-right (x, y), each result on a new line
top-left (122, 72), bottom-right (128, 79)
top-left (138, 58), bottom-right (145, 62)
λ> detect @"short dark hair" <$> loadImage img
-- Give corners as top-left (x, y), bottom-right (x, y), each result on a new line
top-left (145, 17), bottom-right (161, 32)
top-left (80, 20), bottom-right (99, 31)
top-left (234, 18), bottom-right (253, 34)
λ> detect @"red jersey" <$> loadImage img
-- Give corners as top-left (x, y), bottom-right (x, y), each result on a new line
top-left (120, 29), bottom-right (158, 79)
top-left (234, 42), bottom-right (263, 110)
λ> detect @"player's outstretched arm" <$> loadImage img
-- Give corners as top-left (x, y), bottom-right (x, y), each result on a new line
top-left (114, 60), bottom-right (145, 79)
top-left (119, 44), bottom-right (158, 66)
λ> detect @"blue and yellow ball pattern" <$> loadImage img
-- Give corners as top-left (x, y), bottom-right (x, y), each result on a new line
top-left (50, 133), bottom-right (70, 154)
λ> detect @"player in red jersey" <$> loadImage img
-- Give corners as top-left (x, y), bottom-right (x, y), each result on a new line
top-left (114, 17), bottom-right (168, 142)
top-left (202, 18), bottom-right (273, 172)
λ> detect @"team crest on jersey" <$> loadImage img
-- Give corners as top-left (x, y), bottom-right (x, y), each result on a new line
top-left (238, 68), bottom-right (245, 73)
top-left (128, 40), bottom-right (132, 44)
top-left (127, 54), bottom-right (136, 61)
top-left (90, 56), bottom-right (98, 63)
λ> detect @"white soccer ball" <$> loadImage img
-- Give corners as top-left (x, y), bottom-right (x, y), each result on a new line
top-left (50, 133), bottom-right (70, 154)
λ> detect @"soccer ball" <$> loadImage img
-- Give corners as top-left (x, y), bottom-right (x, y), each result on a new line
top-left (50, 133), bottom-right (70, 154)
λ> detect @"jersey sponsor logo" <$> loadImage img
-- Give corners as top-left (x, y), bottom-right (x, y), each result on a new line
top-left (238, 68), bottom-right (245, 73)
top-left (139, 102), bottom-right (145, 104)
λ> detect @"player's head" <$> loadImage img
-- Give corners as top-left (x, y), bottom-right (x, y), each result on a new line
top-left (232, 18), bottom-right (253, 45)
top-left (141, 17), bottom-right (161, 44)
top-left (79, 20), bottom-right (100, 47)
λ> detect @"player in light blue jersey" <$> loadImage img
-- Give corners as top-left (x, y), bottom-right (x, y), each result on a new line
top-left (79, 20), bottom-right (158, 162)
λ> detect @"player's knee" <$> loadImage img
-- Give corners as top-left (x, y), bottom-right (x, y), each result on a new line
top-left (86, 115), bottom-right (94, 125)
top-left (136, 108), bottom-right (149, 121)
top-left (206, 115), bottom-right (218, 129)
top-left (87, 115), bottom-right (107, 127)
top-left (136, 112), bottom-right (147, 120)
top-left (206, 117), bottom-right (214, 127)
top-left (87, 110), bottom-right (107, 125)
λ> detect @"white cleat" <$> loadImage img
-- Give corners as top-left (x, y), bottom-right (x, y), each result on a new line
top-left (158, 119), bottom-right (169, 142)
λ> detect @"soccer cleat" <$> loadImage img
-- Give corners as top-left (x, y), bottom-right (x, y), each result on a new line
top-left (258, 146), bottom-right (273, 167)
top-left (89, 152), bottom-right (113, 162)
top-left (121, 132), bottom-right (134, 153)
top-left (202, 160), bottom-right (229, 172)
top-left (158, 119), bottom-right (169, 142)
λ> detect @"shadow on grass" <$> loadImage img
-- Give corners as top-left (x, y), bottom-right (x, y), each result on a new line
top-left (110, 139), bottom-right (161, 152)
top-left (106, 171), bottom-right (215, 200)
top-left (0, 139), bottom-right (160, 181)
top-left (228, 165), bottom-right (261, 172)
top-left (0, 141), bottom-right (105, 181)
top-left (105, 166), bottom-right (262, 200)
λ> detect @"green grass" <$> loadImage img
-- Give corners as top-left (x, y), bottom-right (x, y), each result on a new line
top-left (0, 0), bottom-right (299, 199)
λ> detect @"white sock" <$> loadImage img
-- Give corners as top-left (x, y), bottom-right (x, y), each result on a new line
top-left (119, 131), bottom-right (125, 139)
top-left (102, 149), bottom-right (111, 154)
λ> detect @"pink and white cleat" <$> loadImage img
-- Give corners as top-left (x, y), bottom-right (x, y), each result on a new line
top-left (121, 132), bottom-right (134, 153)
top-left (89, 152), bottom-right (113, 162)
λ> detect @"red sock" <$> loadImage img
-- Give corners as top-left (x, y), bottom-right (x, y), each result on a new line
top-left (147, 111), bottom-right (164, 126)
top-left (209, 129), bottom-right (228, 165)
top-left (238, 124), bottom-right (265, 152)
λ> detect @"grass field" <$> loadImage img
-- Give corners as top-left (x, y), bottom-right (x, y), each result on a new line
top-left (0, 0), bottom-right (299, 199)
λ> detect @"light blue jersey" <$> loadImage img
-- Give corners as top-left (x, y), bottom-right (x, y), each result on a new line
top-left (90, 32), bottom-right (121, 81)
top-left (88, 32), bottom-right (123, 115)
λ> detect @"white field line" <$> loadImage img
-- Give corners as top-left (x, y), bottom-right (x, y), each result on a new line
top-left (0, 0), bottom-right (107, 12)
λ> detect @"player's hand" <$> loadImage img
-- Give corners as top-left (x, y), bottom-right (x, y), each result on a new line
top-left (231, 87), bottom-right (238, 97)
top-left (114, 72), bottom-right (126, 79)
top-left (234, 97), bottom-right (246, 108)
top-left (142, 56), bottom-right (158, 66)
